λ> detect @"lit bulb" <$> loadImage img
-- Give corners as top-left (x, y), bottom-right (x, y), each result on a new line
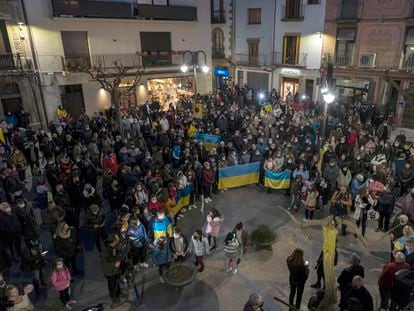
top-left (201, 65), bottom-right (210, 73)
top-left (323, 93), bottom-right (335, 104)
top-left (259, 93), bottom-right (265, 100)
top-left (180, 64), bottom-right (188, 73)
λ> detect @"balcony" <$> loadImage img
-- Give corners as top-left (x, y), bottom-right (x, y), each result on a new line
top-left (273, 52), bottom-right (307, 67)
top-left (212, 49), bottom-right (225, 59)
top-left (211, 10), bottom-right (225, 24)
top-left (136, 4), bottom-right (197, 21)
top-left (0, 53), bottom-right (16, 70)
top-left (234, 54), bottom-right (273, 67)
top-left (337, 0), bottom-right (359, 20)
top-left (0, 53), bottom-right (33, 71)
top-left (281, 1), bottom-right (304, 22)
top-left (64, 55), bottom-right (91, 71)
top-left (334, 54), bottom-right (354, 67)
top-left (51, 0), bottom-right (197, 21)
top-left (401, 54), bottom-right (414, 71)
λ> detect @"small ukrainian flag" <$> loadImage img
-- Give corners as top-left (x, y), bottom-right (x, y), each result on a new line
top-left (170, 183), bottom-right (192, 216)
top-left (196, 132), bottom-right (221, 151)
top-left (264, 170), bottom-right (291, 189)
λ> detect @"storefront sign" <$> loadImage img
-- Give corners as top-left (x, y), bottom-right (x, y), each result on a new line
top-left (214, 68), bottom-right (229, 77)
top-left (281, 68), bottom-right (301, 76)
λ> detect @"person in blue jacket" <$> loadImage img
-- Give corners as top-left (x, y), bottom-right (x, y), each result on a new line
top-left (152, 236), bottom-right (171, 283)
top-left (127, 216), bottom-right (149, 269)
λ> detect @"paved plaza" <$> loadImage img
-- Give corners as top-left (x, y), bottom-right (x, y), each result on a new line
top-left (23, 185), bottom-right (389, 311)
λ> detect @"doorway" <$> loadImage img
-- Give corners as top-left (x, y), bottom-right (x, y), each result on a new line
top-left (59, 84), bottom-right (85, 120)
top-left (305, 79), bottom-right (314, 100)
top-left (282, 77), bottom-right (299, 99)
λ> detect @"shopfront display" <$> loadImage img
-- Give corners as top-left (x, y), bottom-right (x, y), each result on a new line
top-left (147, 76), bottom-right (194, 110)
top-left (281, 77), bottom-right (299, 99)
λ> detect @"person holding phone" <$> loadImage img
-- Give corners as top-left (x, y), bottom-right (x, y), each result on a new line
top-left (20, 238), bottom-right (47, 296)
top-left (287, 248), bottom-right (309, 310)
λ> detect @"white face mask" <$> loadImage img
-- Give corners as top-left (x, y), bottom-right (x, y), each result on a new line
top-left (56, 263), bottom-right (64, 269)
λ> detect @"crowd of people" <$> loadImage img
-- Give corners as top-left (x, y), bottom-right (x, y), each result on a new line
top-left (0, 83), bottom-right (412, 311)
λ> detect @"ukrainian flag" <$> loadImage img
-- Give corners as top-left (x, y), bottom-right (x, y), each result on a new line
top-left (264, 170), bottom-right (291, 189)
top-left (194, 103), bottom-right (203, 119)
top-left (218, 162), bottom-right (260, 190)
top-left (170, 183), bottom-right (192, 216)
top-left (263, 104), bottom-right (272, 112)
top-left (196, 132), bottom-right (221, 151)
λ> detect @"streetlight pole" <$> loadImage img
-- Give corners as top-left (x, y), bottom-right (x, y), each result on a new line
top-left (181, 50), bottom-right (209, 96)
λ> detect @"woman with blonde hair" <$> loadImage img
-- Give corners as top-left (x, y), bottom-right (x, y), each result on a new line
top-left (394, 225), bottom-right (414, 253)
top-left (6, 284), bottom-right (34, 311)
top-left (286, 248), bottom-right (309, 310)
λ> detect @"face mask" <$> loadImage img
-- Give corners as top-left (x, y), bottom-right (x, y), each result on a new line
top-left (356, 157), bottom-right (361, 160)
top-left (5, 207), bottom-right (11, 213)
top-left (341, 140), bottom-right (345, 143)
top-left (17, 203), bottom-right (25, 208)
top-left (174, 233), bottom-right (180, 239)
top-left (56, 263), bottom-right (64, 269)
top-left (288, 160), bottom-right (292, 163)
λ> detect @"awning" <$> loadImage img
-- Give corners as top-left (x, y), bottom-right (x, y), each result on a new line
top-left (337, 28), bottom-right (356, 41)
top-left (406, 28), bottom-right (414, 45)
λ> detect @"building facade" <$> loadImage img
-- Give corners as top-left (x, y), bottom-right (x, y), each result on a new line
top-left (0, 0), bottom-right (47, 127)
top-left (232, 0), bottom-right (326, 100)
top-left (322, 0), bottom-right (414, 127)
top-left (22, 0), bottom-right (212, 121)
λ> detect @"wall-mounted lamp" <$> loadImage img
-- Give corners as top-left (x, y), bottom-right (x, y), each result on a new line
top-left (17, 22), bottom-right (25, 40)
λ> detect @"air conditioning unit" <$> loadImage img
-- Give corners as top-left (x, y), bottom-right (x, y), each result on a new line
top-left (358, 53), bottom-right (376, 68)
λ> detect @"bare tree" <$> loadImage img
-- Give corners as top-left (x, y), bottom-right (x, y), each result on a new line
top-left (71, 55), bottom-right (145, 131)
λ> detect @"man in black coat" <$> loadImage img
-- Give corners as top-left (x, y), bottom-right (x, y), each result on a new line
top-left (376, 185), bottom-right (396, 232)
top-left (343, 276), bottom-right (373, 311)
top-left (0, 202), bottom-right (22, 260)
top-left (337, 253), bottom-right (365, 310)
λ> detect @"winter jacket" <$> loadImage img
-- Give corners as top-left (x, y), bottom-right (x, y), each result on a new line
top-left (337, 265), bottom-right (365, 291)
top-left (54, 230), bottom-right (78, 259)
top-left (20, 247), bottom-right (45, 272)
top-left (202, 168), bottom-right (215, 186)
top-left (100, 243), bottom-right (121, 277)
top-left (84, 208), bottom-right (105, 229)
top-left (127, 224), bottom-right (148, 248)
top-left (378, 261), bottom-right (411, 289)
top-left (0, 210), bottom-right (21, 240)
top-left (152, 242), bottom-right (171, 266)
top-left (337, 170), bottom-right (352, 188)
top-left (224, 239), bottom-right (241, 259)
top-left (377, 191), bottom-right (396, 214)
top-left (41, 207), bottom-right (65, 233)
top-left (51, 268), bottom-right (71, 292)
top-left (350, 178), bottom-right (368, 200)
top-left (343, 285), bottom-right (373, 311)
top-left (205, 215), bottom-right (222, 237)
top-left (191, 235), bottom-right (210, 256)
top-left (169, 234), bottom-right (189, 255)
top-left (287, 261), bottom-right (309, 286)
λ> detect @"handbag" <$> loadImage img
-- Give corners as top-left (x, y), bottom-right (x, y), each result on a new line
top-left (368, 208), bottom-right (380, 220)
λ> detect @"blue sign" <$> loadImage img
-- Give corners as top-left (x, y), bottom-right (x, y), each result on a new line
top-left (214, 68), bottom-right (229, 77)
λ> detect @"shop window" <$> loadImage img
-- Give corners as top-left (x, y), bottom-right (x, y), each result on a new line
top-left (283, 35), bottom-right (300, 65)
top-left (61, 31), bottom-right (91, 70)
top-left (140, 32), bottom-right (172, 66)
top-left (212, 28), bottom-right (224, 58)
top-left (248, 41), bottom-right (259, 65)
top-left (335, 28), bottom-right (355, 66)
top-left (248, 8), bottom-right (261, 24)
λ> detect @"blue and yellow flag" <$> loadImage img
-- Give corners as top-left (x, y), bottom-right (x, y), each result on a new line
top-left (196, 132), bottom-right (221, 151)
top-left (264, 170), bottom-right (291, 189)
top-left (0, 128), bottom-right (5, 144)
top-left (194, 103), bottom-right (203, 119)
top-left (170, 183), bottom-right (192, 216)
top-left (218, 162), bottom-right (260, 190)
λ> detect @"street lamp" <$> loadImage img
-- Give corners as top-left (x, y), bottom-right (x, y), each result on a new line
top-left (258, 92), bottom-right (265, 100)
top-left (180, 50), bottom-right (210, 95)
top-left (321, 92), bottom-right (336, 141)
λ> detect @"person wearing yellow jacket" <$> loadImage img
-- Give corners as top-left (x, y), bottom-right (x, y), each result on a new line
top-left (56, 105), bottom-right (68, 119)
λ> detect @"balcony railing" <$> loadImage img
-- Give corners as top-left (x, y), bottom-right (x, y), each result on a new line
top-left (273, 52), bottom-right (307, 66)
top-left (64, 55), bottom-right (91, 71)
top-left (281, 1), bottom-right (304, 21)
top-left (52, 0), bottom-right (197, 21)
top-left (211, 10), bottom-right (225, 23)
top-left (0, 53), bottom-right (33, 71)
top-left (334, 54), bottom-right (354, 67)
top-left (212, 49), bottom-right (225, 59)
top-left (401, 54), bottom-right (414, 71)
top-left (337, 0), bottom-right (359, 20)
top-left (234, 54), bottom-right (273, 67)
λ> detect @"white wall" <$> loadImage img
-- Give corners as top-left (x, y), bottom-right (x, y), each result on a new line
top-left (234, 0), bottom-right (276, 57)
top-left (23, 0), bottom-right (212, 118)
top-left (274, 0), bottom-right (326, 69)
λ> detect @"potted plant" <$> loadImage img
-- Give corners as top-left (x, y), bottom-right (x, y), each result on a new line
top-left (251, 224), bottom-right (277, 249)
top-left (164, 262), bottom-right (197, 289)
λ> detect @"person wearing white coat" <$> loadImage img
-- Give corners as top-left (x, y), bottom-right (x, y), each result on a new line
top-left (191, 229), bottom-right (210, 272)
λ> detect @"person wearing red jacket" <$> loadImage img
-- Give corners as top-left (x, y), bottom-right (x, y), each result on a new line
top-left (202, 162), bottom-right (215, 204)
top-left (148, 195), bottom-right (163, 214)
top-left (101, 152), bottom-right (119, 174)
top-left (378, 251), bottom-right (411, 310)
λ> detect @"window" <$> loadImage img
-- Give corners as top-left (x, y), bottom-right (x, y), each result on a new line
top-left (0, 20), bottom-right (13, 70)
top-left (284, 0), bottom-right (303, 19)
top-left (340, 0), bottom-right (358, 19)
top-left (283, 35), bottom-right (300, 65)
top-left (212, 28), bottom-right (224, 58)
top-left (308, 0), bottom-right (320, 4)
top-left (248, 41), bottom-right (259, 65)
top-left (335, 28), bottom-right (355, 66)
top-left (61, 31), bottom-right (90, 70)
top-left (404, 28), bottom-right (414, 69)
top-left (140, 32), bottom-right (172, 66)
top-left (237, 70), bottom-right (244, 87)
top-left (248, 8), bottom-right (261, 24)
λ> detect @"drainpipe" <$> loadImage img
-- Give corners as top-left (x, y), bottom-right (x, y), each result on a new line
top-left (270, 0), bottom-right (277, 92)
top-left (20, 0), bottom-right (49, 128)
